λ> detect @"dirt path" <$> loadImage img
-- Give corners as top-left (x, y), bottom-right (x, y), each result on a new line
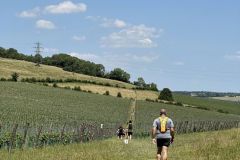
top-left (127, 90), bottom-right (137, 124)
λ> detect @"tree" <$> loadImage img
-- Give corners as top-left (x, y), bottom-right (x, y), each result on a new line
top-left (134, 77), bottom-right (146, 88)
top-left (11, 72), bottom-right (19, 82)
top-left (158, 88), bottom-right (174, 101)
top-left (34, 53), bottom-right (43, 66)
top-left (148, 83), bottom-right (158, 91)
top-left (108, 68), bottom-right (130, 82)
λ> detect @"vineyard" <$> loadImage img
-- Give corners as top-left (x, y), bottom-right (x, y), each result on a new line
top-left (0, 81), bottom-right (240, 151)
top-left (0, 82), bottom-right (130, 125)
top-left (135, 100), bottom-right (240, 134)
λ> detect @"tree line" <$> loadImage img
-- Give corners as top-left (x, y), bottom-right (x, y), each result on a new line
top-left (0, 47), bottom-right (158, 90)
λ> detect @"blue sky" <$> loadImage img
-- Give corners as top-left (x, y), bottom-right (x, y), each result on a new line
top-left (1, 0), bottom-right (240, 92)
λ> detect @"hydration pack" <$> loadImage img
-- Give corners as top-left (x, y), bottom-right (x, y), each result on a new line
top-left (159, 117), bottom-right (169, 133)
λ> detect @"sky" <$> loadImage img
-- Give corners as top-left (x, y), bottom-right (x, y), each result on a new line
top-left (0, 0), bottom-right (240, 92)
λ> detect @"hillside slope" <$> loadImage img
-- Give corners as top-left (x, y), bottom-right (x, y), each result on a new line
top-left (0, 58), bottom-right (134, 88)
top-left (0, 82), bottom-right (130, 125)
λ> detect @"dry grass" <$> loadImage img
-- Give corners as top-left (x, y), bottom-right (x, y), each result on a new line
top-left (57, 83), bottom-right (159, 100)
top-left (0, 58), bottom-right (134, 88)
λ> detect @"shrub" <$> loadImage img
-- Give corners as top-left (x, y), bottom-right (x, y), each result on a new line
top-left (43, 83), bottom-right (49, 86)
top-left (146, 98), bottom-right (155, 102)
top-left (158, 88), bottom-right (174, 101)
top-left (87, 90), bottom-right (92, 93)
top-left (11, 72), bottom-right (19, 82)
top-left (64, 86), bottom-right (71, 90)
top-left (175, 102), bottom-right (183, 106)
top-left (53, 83), bottom-right (58, 88)
top-left (104, 91), bottom-right (110, 95)
top-left (217, 109), bottom-right (229, 114)
top-left (117, 92), bottom-right (122, 98)
top-left (195, 106), bottom-right (210, 110)
top-left (73, 86), bottom-right (81, 91)
top-left (0, 78), bottom-right (6, 81)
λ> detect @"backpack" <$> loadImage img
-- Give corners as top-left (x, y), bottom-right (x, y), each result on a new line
top-left (159, 117), bottom-right (169, 133)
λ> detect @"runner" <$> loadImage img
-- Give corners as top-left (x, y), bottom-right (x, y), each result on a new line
top-left (127, 120), bottom-right (133, 140)
top-left (117, 125), bottom-right (125, 139)
top-left (152, 109), bottom-right (175, 160)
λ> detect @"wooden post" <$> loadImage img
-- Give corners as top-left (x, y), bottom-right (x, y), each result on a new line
top-left (35, 125), bottom-right (43, 147)
top-left (8, 124), bottom-right (18, 153)
top-left (60, 123), bottom-right (66, 143)
top-left (21, 123), bottom-right (30, 149)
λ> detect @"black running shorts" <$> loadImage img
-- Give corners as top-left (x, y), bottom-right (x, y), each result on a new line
top-left (128, 132), bottom-right (133, 136)
top-left (157, 138), bottom-right (171, 147)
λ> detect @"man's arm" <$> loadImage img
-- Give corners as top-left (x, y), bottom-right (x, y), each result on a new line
top-left (170, 127), bottom-right (175, 143)
top-left (152, 120), bottom-right (157, 144)
top-left (152, 127), bottom-right (157, 144)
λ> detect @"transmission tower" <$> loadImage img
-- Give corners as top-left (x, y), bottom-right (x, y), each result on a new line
top-left (34, 42), bottom-right (43, 66)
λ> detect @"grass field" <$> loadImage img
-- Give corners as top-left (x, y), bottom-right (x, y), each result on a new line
top-left (0, 82), bottom-right (130, 126)
top-left (174, 93), bottom-right (240, 115)
top-left (0, 58), bottom-right (134, 89)
top-left (0, 128), bottom-right (239, 160)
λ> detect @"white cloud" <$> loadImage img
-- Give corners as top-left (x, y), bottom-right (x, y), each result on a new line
top-left (101, 18), bottom-right (127, 28)
top-left (224, 51), bottom-right (240, 61)
top-left (86, 16), bottom-right (127, 28)
top-left (43, 48), bottom-right (59, 56)
top-left (173, 61), bottom-right (185, 66)
top-left (36, 19), bottom-right (56, 29)
top-left (101, 24), bottom-right (162, 48)
top-left (72, 35), bottom-right (86, 41)
top-left (70, 52), bottom-right (98, 61)
top-left (44, 1), bottom-right (87, 14)
top-left (114, 19), bottom-right (127, 28)
top-left (18, 7), bottom-right (40, 18)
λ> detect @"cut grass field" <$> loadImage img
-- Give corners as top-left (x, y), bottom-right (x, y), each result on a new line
top-left (0, 57), bottom-right (134, 89)
top-left (0, 82), bottom-right (130, 125)
top-left (57, 83), bottom-right (158, 100)
top-left (0, 128), bottom-right (239, 160)
top-left (174, 93), bottom-right (240, 115)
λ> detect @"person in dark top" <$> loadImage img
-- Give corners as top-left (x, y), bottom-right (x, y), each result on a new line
top-left (117, 125), bottom-right (125, 139)
top-left (127, 120), bottom-right (133, 140)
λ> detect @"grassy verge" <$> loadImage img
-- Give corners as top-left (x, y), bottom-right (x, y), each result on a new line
top-left (0, 128), bottom-right (239, 160)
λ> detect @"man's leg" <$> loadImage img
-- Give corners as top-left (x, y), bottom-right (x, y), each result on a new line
top-left (160, 146), bottom-right (168, 160)
top-left (157, 147), bottom-right (162, 160)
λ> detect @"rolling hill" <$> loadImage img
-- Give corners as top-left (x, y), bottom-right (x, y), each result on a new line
top-left (0, 57), bottom-right (135, 89)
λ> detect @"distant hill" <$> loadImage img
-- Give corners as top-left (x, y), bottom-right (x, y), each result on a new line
top-left (174, 91), bottom-right (240, 97)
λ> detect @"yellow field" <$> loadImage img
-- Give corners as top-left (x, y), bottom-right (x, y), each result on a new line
top-left (0, 128), bottom-right (239, 160)
top-left (57, 83), bottom-right (159, 100)
top-left (0, 58), bottom-right (134, 88)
